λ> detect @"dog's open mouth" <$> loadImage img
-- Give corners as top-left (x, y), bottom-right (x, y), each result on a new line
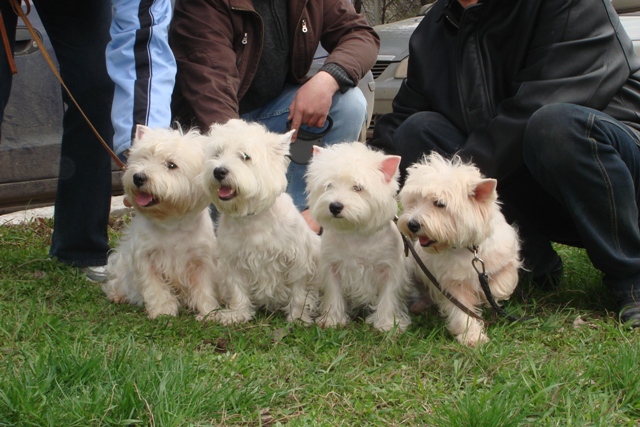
top-left (418, 236), bottom-right (436, 247)
top-left (218, 185), bottom-right (237, 201)
top-left (136, 192), bottom-right (158, 208)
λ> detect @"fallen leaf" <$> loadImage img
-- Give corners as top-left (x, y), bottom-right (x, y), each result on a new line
top-left (198, 337), bottom-right (229, 353)
top-left (271, 326), bottom-right (293, 343)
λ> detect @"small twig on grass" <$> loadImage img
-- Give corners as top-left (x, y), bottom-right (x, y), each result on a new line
top-left (134, 381), bottom-right (155, 427)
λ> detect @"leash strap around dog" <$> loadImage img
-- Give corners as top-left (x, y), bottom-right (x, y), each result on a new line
top-left (8, 0), bottom-right (125, 170)
top-left (399, 231), bottom-right (488, 324)
top-left (397, 219), bottom-right (532, 324)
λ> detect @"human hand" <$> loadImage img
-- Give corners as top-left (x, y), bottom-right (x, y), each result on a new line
top-left (287, 71), bottom-right (339, 142)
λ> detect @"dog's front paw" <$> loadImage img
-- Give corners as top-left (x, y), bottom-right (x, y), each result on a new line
top-left (195, 310), bottom-right (220, 322)
top-left (146, 302), bottom-right (180, 320)
top-left (214, 309), bottom-right (254, 325)
top-left (106, 292), bottom-right (128, 304)
top-left (368, 314), bottom-right (410, 333)
top-left (455, 330), bottom-right (489, 347)
top-left (287, 311), bottom-right (314, 325)
top-left (316, 312), bottom-right (349, 328)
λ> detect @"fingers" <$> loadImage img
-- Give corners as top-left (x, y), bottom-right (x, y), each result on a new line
top-left (288, 101), bottom-right (300, 142)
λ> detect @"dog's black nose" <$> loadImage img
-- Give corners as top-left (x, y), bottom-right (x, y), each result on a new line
top-left (213, 166), bottom-right (228, 181)
top-left (133, 172), bottom-right (147, 188)
top-left (329, 202), bottom-right (344, 216)
top-left (407, 219), bottom-right (421, 233)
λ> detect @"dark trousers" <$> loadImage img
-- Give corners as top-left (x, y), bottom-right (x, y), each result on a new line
top-left (1, 0), bottom-right (115, 267)
top-left (392, 104), bottom-right (640, 301)
top-left (0, 0), bottom-right (17, 127)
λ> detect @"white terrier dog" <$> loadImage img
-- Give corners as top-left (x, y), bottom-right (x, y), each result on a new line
top-left (398, 153), bottom-right (521, 346)
top-left (306, 142), bottom-right (411, 332)
top-left (103, 126), bottom-right (221, 320)
top-left (201, 119), bottom-right (320, 324)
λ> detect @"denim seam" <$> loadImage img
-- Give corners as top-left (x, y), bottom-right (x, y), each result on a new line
top-left (588, 114), bottom-right (624, 258)
top-left (597, 116), bottom-right (640, 146)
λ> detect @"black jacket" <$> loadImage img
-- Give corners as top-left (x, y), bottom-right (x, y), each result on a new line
top-left (370, 0), bottom-right (640, 179)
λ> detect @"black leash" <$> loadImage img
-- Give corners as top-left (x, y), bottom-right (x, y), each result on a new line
top-left (399, 227), bottom-right (530, 324)
top-left (399, 231), bottom-right (488, 324)
top-left (468, 246), bottom-right (531, 322)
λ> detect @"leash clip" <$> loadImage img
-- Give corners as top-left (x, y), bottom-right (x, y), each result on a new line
top-left (470, 246), bottom-right (486, 277)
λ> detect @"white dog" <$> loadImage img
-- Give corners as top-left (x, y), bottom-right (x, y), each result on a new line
top-left (103, 125), bottom-right (221, 321)
top-left (306, 142), bottom-right (411, 332)
top-left (398, 153), bottom-right (521, 346)
top-left (201, 119), bottom-right (320, 324)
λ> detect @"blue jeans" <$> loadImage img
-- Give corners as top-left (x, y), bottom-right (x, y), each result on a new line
top-left (0, 0), bottom-right (115, 267)
top-left (241, 83), bottom-right (367, 210)
top-left (524, 104), bottom-right (640, 301)
top-left (392, 104), bottom-right (640, 302)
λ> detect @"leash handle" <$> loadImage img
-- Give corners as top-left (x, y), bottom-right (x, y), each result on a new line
top-left (285, 116), bottom-right (334, 165)
top-left (8, 0), bottom-right (125, 170)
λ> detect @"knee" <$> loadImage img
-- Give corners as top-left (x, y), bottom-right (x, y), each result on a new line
top-left (393, 111), bottom-right (462, 158)
top-left (523, 103), bottom-right (580, 173)
top-left (329, 87), bottom-right (367, 137)
top-left (318, 88), bottom-right (367, 143)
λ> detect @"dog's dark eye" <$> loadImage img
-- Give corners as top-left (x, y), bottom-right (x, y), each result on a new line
top-left (166, 162), bottom-right (178, 170)
top-left (352, 185), bottom-right (363, 192)
top-left (241, 152), bottom-right (250, 161)
top-left (434, 200), bottom-right (446, 208)
top-left (325, 183), bottom-right (333, 190)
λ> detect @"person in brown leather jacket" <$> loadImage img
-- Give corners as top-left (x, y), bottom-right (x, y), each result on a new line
top-left (370, 0), bottom-right (640, 327)
top-left (169, 0), bottom-right (379, 231)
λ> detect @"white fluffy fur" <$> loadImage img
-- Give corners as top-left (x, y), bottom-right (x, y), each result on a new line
top-left (103, 126), bottom-right (221, 320)
top-left (306, 142), bottom-right (411, 332)
top-left (201, 119), bottom-right (320, 324)
top-left (398, 153), bottom-right (521, 346)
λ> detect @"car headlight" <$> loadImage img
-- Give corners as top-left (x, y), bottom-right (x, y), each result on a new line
top-left (395, 57), bottom-right (409, 79)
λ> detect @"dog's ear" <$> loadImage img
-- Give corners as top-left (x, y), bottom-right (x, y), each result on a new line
top-left (284, 129), bottom-right (295, 143)
top-left (135, 124), bottom-right (152, 141)
top-left (473, 179), bottom-right (497, 203)
top-left (312, 145), bottom-right (325, 157)
top-left (281, 129), bottom-right (295, 152)
top-left (380, 155), bottom-right (401, 183)
top-left (273, 130), bottom-right (295, 158)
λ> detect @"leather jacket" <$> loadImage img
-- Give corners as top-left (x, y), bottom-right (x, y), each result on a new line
top-left (370, 0), bottom-right (640, 180)
top-left (169, 0), bottom-right (379, 129)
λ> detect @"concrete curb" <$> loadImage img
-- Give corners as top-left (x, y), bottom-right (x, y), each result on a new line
top-left (0, 196), bottom-right (130, 226)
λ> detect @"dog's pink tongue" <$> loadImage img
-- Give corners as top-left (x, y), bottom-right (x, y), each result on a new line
top-left (419, 236), bottom-right (431, 246)
top-left (136, 192), bottom-right (153, 207)
top-left (218, 186), bottom-right (233, 199)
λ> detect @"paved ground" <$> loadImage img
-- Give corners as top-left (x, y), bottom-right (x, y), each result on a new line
top-left (0, 196), bottom-right (129, 225)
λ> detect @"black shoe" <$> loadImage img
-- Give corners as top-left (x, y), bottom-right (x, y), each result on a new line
top-left (618, 299), bottom-right (640, 328)
top-left (531, 255), bottom-right (564, 290)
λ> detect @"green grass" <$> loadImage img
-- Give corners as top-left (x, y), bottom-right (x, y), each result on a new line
top-left (0, 218), bottom-right (639, 426)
